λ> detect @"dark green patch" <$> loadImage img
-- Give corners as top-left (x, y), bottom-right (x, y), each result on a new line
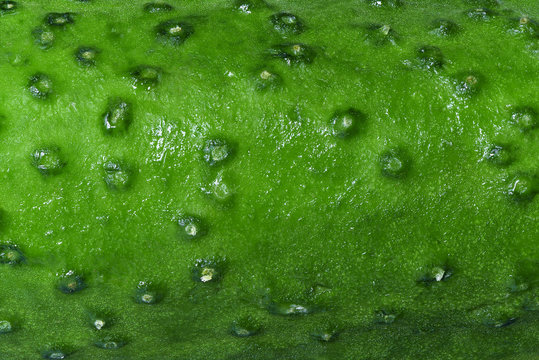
top-left (380, 147), bottom-right (410, 179)
top-left (192, 257), bottom-right (225, 283)
top-left (489, 317), bottom-right (518, 328)
top-left (366, 0), bottom-right (403, 8)
top-left (134, 281), bottom-right (164, 304)
top-left (94, 336), bottom-right (126, 349)
top-left (155, 19), bottom-right (194, 45)
top-left (254, 68), bottom-right (282, 91)
top-left (418, 265), bottom-right (453, 285)
top-left (364, 23), bottom-right (399, 46)
top-left (0, 244), bottom-right (25, 265)
top-left (32, 27), bottom-right (55, 50)
top-left (523, 293), bottom-right (539, 311)
top-left (234, 0), bottom-right (269, 14)
top-left (454, 71), bottom-right (483, 97)
top-left (475, 304), bottom-right (521, 328)
top-left (177, 215), bottom-right (207, 241)
top-left (0, 1), bottom-right (17, 15)
top-left (311, 325), bottom-right (339, 342)
top-left (102, 98), bottom-right (132, 135)
top-left (0, 320), bottom-right (13, 334)
top-left (429, 19), bottom-right (460, 36)
top-left (510, 106), bottom-right (537, 131)
top-left (466, 8), bottom-right (498, 21)
top-left (45, 13), bottom-right (75, 27)
top-left (506, 16), bottom-right (539, 37)
top-left (329, 108), bottom-right (364, 138)
top-left (485, 144), bottom-right (512, 166)
top-left (103, 161), bottom-right (133, 191)
top-left (57, 272), bottom-right (86, 294)
top-left (75, 46), bottom-right (99, 67)
top-left (87, 310), bottom-right (113, 330)
top-left (143, 2), bottom-right (174, 13)
top-left (270, 12), bottom-right (304, 35)
top-left (416, 45), bottom-right (444, 70)
top-left (507, 174), bottom-right (536, 202)
top-left (267, 301), bottom-right (314, 316)
top-left (269, 43), bottom-right (316, 65)
top-left (41, 349), bottom-right (69, 359)
top-left (28, 73), bottom-right (53, 99)
top-left (374, 309), bottom-right (399, 324)
top-left (130, 65), bottom-right (162, 90)
top-left (204, 171), bottom-right (234, 204)
top-left (31, 147), bottom-right (65, 176)
top-left (231, 316), bottom-right (262, 337)
top-left (203, 138), bottom-right (233, 166)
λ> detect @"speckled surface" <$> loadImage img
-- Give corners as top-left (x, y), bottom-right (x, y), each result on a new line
top-left (0, 0), bottom-right (538, 358)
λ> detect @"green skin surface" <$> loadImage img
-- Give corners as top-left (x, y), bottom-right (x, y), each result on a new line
top-left (0, 0), bottom-right (538, 359)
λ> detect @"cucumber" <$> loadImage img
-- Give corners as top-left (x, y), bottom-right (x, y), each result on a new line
top-left (0, 0), bottom-right (538, 359)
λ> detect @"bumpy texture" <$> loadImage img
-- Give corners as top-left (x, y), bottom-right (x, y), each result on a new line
top-left (0, 0), bottom-right (538, 359)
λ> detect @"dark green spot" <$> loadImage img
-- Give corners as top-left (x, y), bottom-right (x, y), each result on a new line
top-left (192, 257), bottom-right (225, 283)
top-left (32, 147), bottom-right (65, 176)
top-left (75, 46), bottom-right (99, 67)
top-left (102, 98), bottom-right (132, 135)
top-left (380, 148), bottom-right (410, 179)
top-left (466, 8), bottom-right (497, 21)
top-left (329, 108), bottom-right (364, 138)
top-left (510, 106), bottom-right (537, 131)
top-left (41, 350), bottom-right (68, 359)
top-left (473, 303), bottom-right (520, 328)
top-left (203, 138), bottom-right (233, 166)
top-left (270, 12), bottom-right (304, 35)
top-left (311, 326), bottom-right (339, 342)
top-left (156, 19), bottom-right (194, 45)
top-left (0, 244), bottom-right (25, 265)
top-left (506, 16), bottom-right (539, 37)
top-left (507, 174), bottom-right (536, 202)
top-left (134, 281), bottom-right (163, 304)
top-left (429, 19), bottom-right (460, 36)
top-left (268, 301), bottom-right (313, 316)
top-left (143, 2), bottom-right (174, 13)
top-left (28, 73), bottom-right (53, 99)
top-left (231, 316), bottom-right (261, 337)
top-left (45, 13), bottom-right (75, 27)
top-left (269, 43), bottom-right (316, 65)
top-left (254, 68), bottom-right (282, 91)
top-left (366, 0), bottom-right (403, 7)
top-left (418, 266), bottom-right (453, 285)
top-left (32, 27), bottom-right (55, 49)
top-left (374, 309), bottom-right (399, 324)
top-left (523, 293), bottom-right (539, 311)
top-left (454, 71), bottom-right (482, 97)
top-left (130, 65), bottom-right (162, 90)
top-left (490, 317), bottom-right (518, 328)
top-left (87, 311), bottom-right (112, 330)
top-left (0, 1), bottom-right (17, 14)
top-left (94, 337), bottom-right (126, 350)
top-left (235, 0), bottom-right (268, 14)
top-left (485, 144), bottom-right (512, 166)
top-left (103, 161), bottom-right (133, 192)
top-left (0, 320), bottom-right (13, 334)
top-left (416, 45), bottom-right (444, 70)
top-left (57, 272), bottom-right (86, 294)
top-left (364, 24), bottom-right (399, 46)
top-left (177, 215), bottom-right (207, 241)
top-left (206, 171), bottom-right (234, 204)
